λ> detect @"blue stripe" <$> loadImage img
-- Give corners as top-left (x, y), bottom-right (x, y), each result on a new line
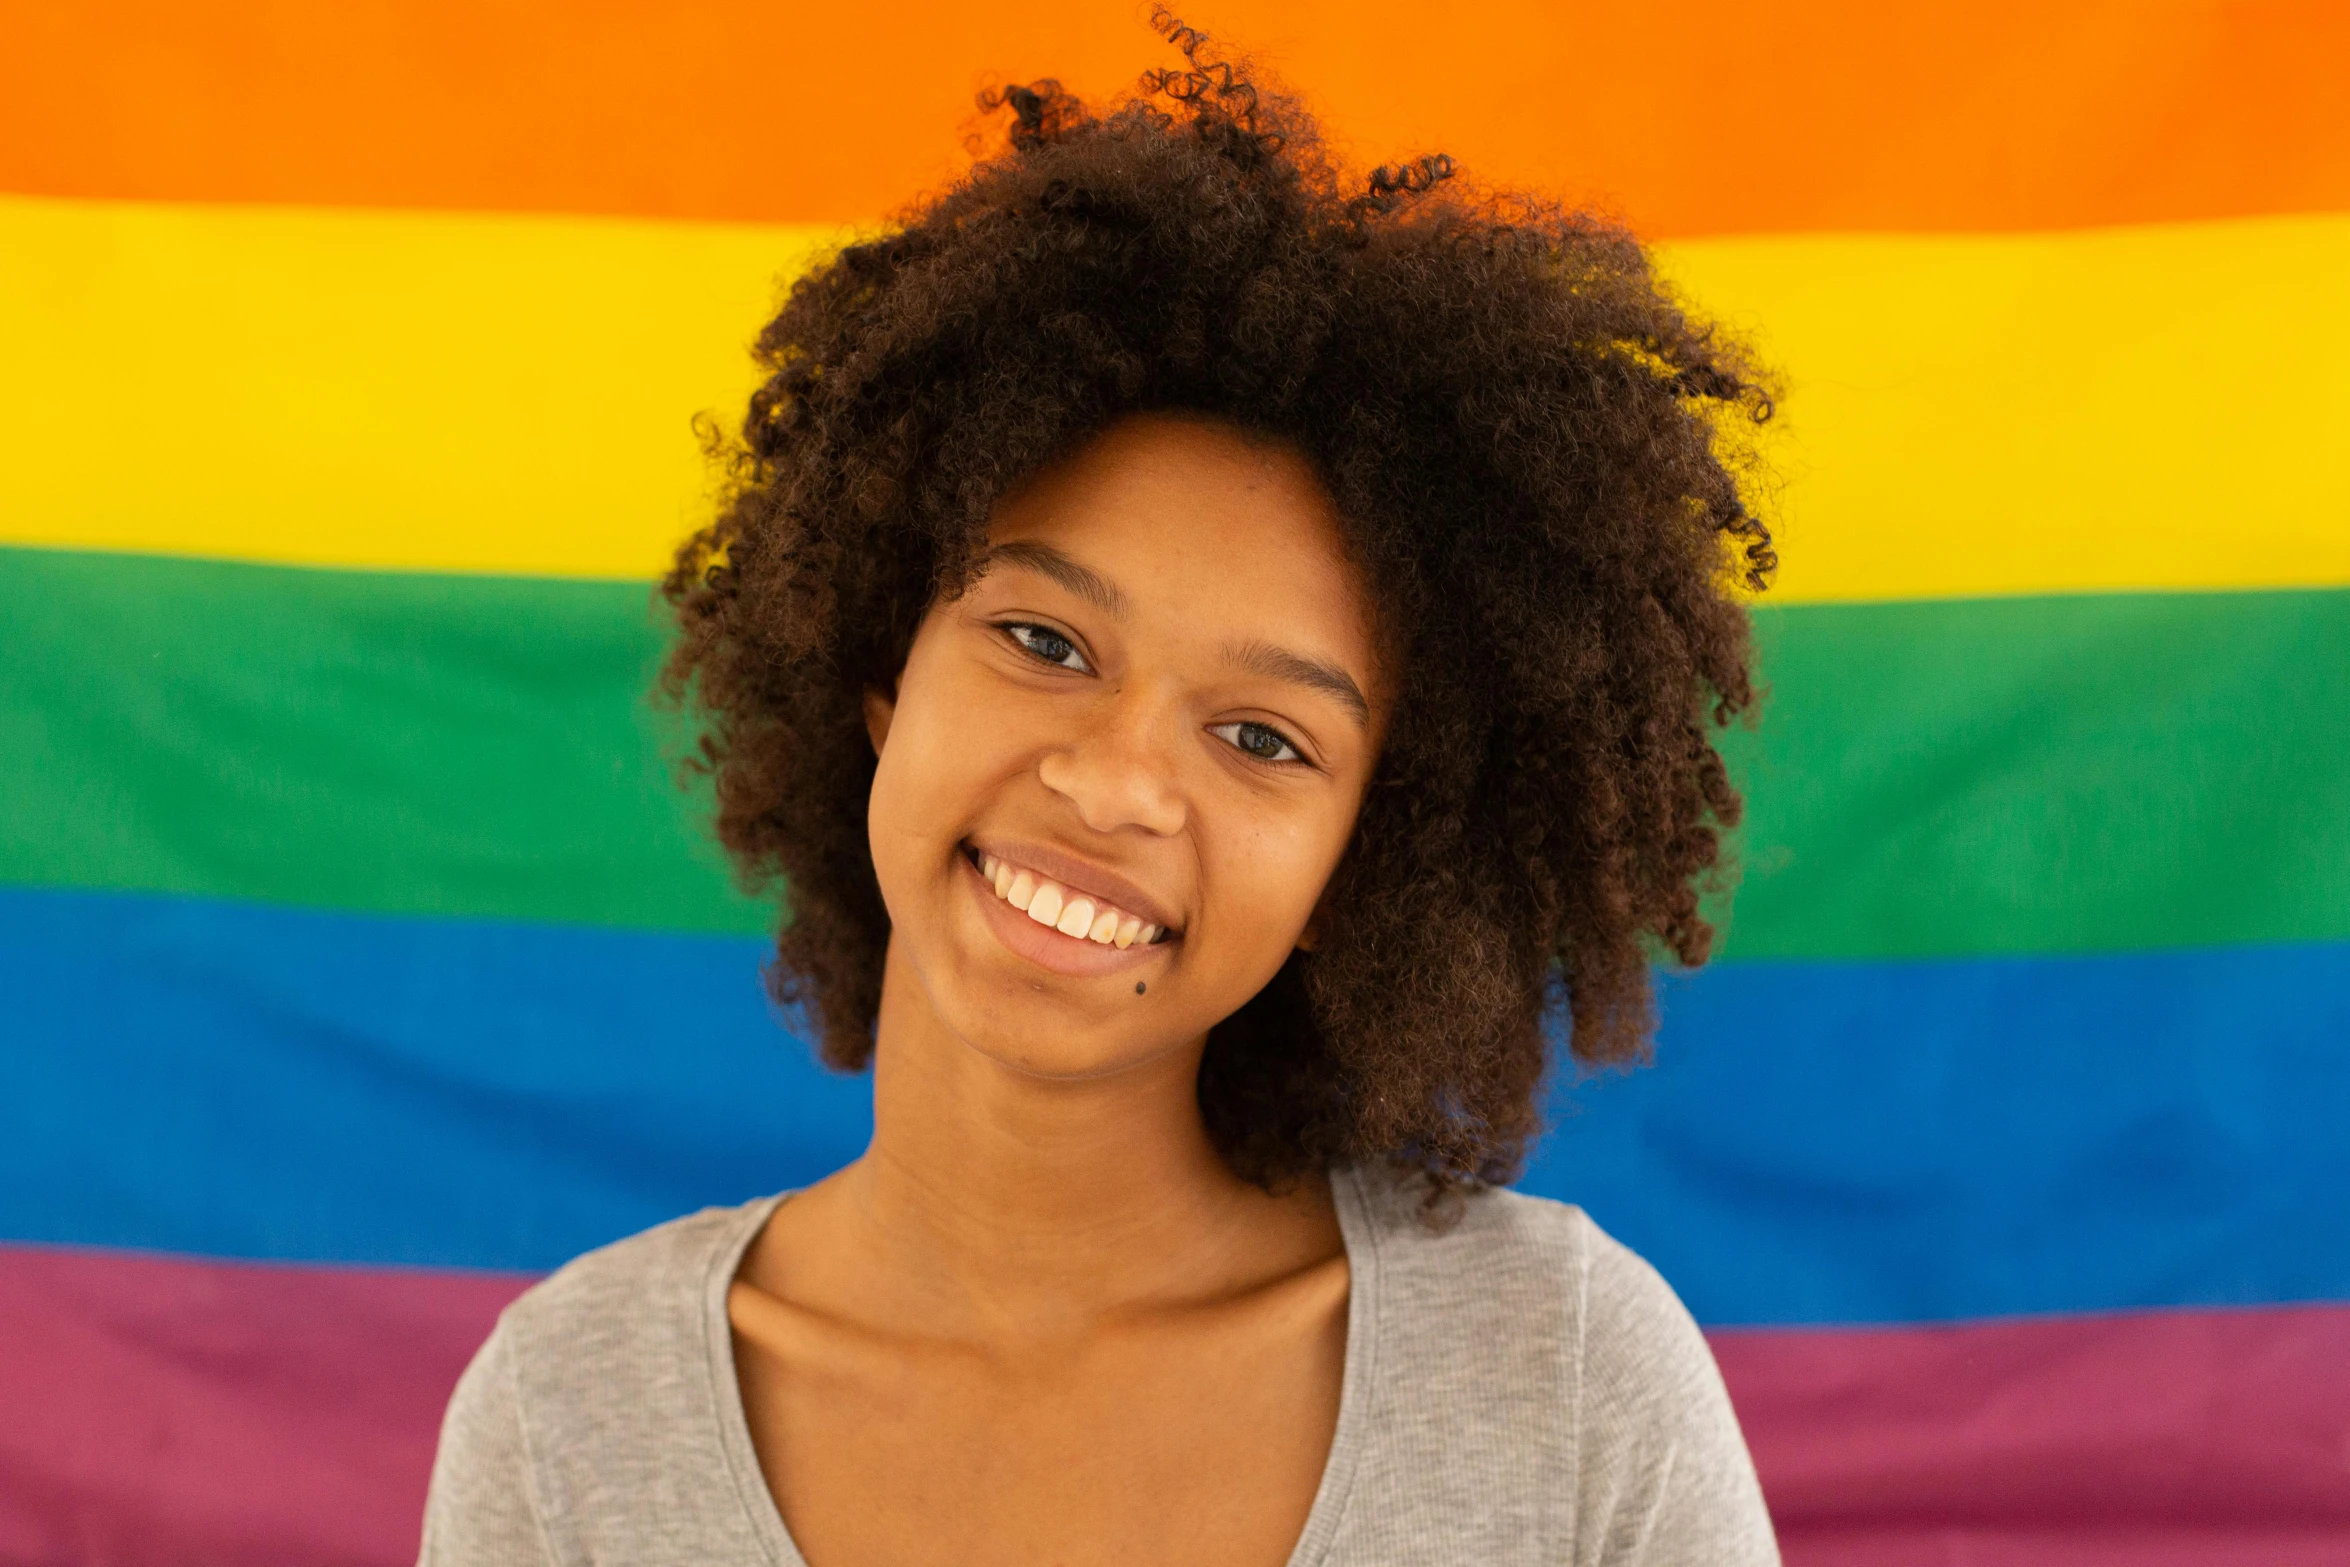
top-left (6, 885), bottom-right (2344, 1323)
top-left (3, 886), bottom-right (868, 1272)
top-left (1528, 951), bottom-right (2350, 1324)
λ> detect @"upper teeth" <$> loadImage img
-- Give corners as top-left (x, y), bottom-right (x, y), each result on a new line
top-left (979, 853), bottom-right (1162, 948)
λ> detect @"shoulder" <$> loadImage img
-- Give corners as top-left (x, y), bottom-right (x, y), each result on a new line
top-left (1335, 1168), bottom-right (1777, 1564)
top-left (1342, 1166), bottom-right (1688, 1361)
top-left (421, 1199), bottom-right (781, 1565)
top-left (497, 1200), bottom-right (769, 1359)
top-left (486, 1198), bottom-right (775, 1465)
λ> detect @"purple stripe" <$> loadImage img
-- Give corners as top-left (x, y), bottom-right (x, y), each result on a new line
top-left (5, 1243), bottom-right (2346, 1563)
top-left (1720, 1304), bottom-right (2350, 1563)
top-left (0, 1243), bottom-right (525, 1566)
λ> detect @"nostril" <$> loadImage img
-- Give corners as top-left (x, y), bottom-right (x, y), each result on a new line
top-left (1036, 748), bottom-right (1187, 838)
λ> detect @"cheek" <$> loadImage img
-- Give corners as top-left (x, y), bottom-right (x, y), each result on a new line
top-left (866, 637), bottom-right (1032, 861)
top-left (1202, 808), bottom-right (1351, 965)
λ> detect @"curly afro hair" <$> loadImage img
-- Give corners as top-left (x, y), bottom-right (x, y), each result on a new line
top-left (662, 12), bottom-right (1774, 1194)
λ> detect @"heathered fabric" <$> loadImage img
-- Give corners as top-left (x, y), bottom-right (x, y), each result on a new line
top-left (419, 1166), bottom-right (1780, 1565)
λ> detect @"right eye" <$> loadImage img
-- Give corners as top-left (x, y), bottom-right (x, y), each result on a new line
top-left (1003, 623), bottom-right (1092, 673)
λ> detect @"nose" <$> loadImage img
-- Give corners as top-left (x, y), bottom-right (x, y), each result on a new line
top-left (1036, 693), bottom-right (1187, 838)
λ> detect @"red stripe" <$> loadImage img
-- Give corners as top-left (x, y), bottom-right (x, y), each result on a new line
top-left (4, 1243), bottom-right (2345, 1563)
top-left (1719, 1304), bottom-right (2350, 1565)
top-left (0, 1243), bottom-right (525, 1566)
top-left (6, 2), bottom-right (2347, 234)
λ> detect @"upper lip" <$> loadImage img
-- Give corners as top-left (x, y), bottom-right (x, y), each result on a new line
top-left (969, 838), bottom-right (1184, 935)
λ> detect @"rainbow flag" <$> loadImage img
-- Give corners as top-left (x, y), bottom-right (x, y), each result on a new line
top-left (5, 3), bottom-right (2347, 1561)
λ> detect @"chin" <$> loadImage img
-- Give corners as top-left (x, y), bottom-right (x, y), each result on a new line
top-left (926, 945), bottom-right (1195, 1086)
top-left (966, 1028), bottom-right (1172, 1083)
top-left (875, 840), bottom-right (1211, 1082)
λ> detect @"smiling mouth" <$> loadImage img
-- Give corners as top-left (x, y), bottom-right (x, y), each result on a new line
top-left (963, 844), bottom-right (1174, 949)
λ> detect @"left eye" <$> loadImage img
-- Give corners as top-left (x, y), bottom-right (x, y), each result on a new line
top-left (1005, 623), bottom-right (1090, 672)
top-left (1210, 721), bottom-right (1304, 764)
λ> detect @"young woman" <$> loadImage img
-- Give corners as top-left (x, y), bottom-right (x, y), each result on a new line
top-left (423, 19), bottom-right (1780, 1566)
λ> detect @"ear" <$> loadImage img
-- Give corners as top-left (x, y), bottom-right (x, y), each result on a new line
top-left (1296, 881), bottom-right (1336, 954)
top-left (861, 686), bottom-right (897, 758)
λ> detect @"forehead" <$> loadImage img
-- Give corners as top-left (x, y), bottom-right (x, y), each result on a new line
top-left (985, 413), bottom-right (1376, 653)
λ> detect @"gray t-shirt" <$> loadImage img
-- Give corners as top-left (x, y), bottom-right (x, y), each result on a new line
top-left (419, 1166), bottom-right (1779, 1565)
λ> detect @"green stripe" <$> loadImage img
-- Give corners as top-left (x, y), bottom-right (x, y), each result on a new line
top-left (4, 547), bottom-right (2346, 956)
top-left (1719, 589), bottom-right (2350, 958)
top-left (0, 547), bottom-right (767, 934)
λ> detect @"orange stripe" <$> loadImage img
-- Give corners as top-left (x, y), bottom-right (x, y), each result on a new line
top-left (5, 1), bottom-right (2345, 236)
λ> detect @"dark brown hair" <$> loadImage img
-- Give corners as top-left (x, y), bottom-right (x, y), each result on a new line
top-left (662, 14), bottom-right (1773, 1194)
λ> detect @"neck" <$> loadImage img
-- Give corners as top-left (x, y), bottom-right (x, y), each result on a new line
top-left (821, 940), bottom-right (1331, 1333)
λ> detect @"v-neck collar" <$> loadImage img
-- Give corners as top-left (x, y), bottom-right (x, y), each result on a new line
top-left (697, 1168), bottom-right (1382, 1567)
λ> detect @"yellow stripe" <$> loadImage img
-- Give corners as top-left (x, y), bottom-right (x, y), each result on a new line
top-left (1662, 217), bottom-right (2350, 601)
top-left (5, 194), bottom-right (2347, 598)
top-left (1, 195), bottom-right (841, 579)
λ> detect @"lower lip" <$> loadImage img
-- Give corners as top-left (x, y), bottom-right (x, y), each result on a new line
top-left (964, 855), bottom-right (1172, 979)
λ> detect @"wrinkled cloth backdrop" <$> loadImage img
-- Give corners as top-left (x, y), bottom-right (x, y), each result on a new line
top-left (3, 3), bottom-right (2347, 1563)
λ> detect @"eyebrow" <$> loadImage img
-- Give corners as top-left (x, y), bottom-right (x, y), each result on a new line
top-left (980, 541), bottom-right (1369, 726)
top-left (1226, 638), bottom-right (1372, 727)
top-left (980, 541), bottom-right (1130, 619)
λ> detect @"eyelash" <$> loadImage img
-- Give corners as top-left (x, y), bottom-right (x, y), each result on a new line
top-left (997, 622), bottom-right (1311, 768)
top-left (1207, 721), bottom-right (1307, 766)
top-left (1001, 621), bottom-right (1091, 673)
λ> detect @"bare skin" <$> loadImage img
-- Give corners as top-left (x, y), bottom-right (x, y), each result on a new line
top-left (729, 413), bottom-right (1391, 1567)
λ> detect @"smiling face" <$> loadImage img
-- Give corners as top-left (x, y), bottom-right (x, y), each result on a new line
top-left (861, 413), bottom-right (1388, 1082)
